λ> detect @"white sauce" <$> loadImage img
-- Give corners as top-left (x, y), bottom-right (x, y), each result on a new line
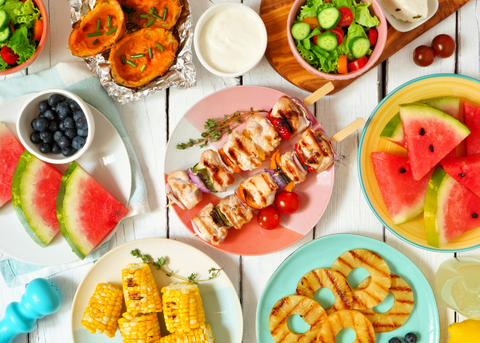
top-left (200, 10), bottom-right (263, 74)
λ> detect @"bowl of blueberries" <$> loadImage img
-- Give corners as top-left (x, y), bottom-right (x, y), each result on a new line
top-left (16, 89), bottom-right (95, 164)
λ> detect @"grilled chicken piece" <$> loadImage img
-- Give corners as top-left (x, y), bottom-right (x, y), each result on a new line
top-left (279, 152), bottom-right (307, 185)
top-left (240, 172), bottom-right (278, 209)
top-left (296, 128), bottom-right (335, 173)
top-left (244, 114), bottom-right (281, 155)
top-left (217, 195), bottom-right (253, 230)
top-left (191, 203), bottom-right (229, 245)
top-left (167, 170), bottom-right (203, 210)
top-left (269, 96), bottom-right (310, 138)
top-left (197, 150), bottom-right (235, 193)
top-left (223, 131), bottom-right (264, 171)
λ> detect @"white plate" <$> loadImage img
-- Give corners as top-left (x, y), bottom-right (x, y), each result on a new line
top-left (0, 93), bottom-right (132, 265)
top-left (71, 238), bottom-right (243, 343)
top-left (379, 0), bottom-right (439, 32)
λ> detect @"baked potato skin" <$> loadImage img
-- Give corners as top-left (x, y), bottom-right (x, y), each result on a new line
top-left (109, 28), bottom-right (179, 88)
top-left (69, 0), bottom-right (126, 58)
top-left (119, 0), bottom-right (182, 30)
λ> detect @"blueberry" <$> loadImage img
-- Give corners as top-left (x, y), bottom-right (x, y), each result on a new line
top-left (73, 110), bottom-right (85, 121)
top-left (34, 117), bottom-right (49, 132)
top-left (56, 102), bottom-right (71, 120)
top-left (64, 117), bottom-right (75, 129)
top-left (51, 143), bottom-right (61, 154)
top-left (48, 121), bottom-right (59, 132)
top-left (388, 339), bottom-right (401, 343)
top-left (37, 112), bottom-right (45, 118)
top-left (76, 116), bottom-right (88, 130)
top-left (48, 94), bottom-right (64, 108)
top-left (39, 143), bottom-right (52, 154)
top-left (69, 100), bottom-right (81, 112)
top-left (31, 118), bottom-right (37, 130)
top-left (43, 109), bottom-right (56, 121)
top-left (40, 130), bottom-right (53, 143)
top-left (72, 136), bottom-right (86, 150)
top-left (30, 132), bottom-right (41, 144)
top-left (65, 128), bottom-right (76, 139)
top-left (405, 333), bottom-right (417, 343)
top-left (57, 136), bottom-right (71, 149)
top-left (53, 131), bottom-right (63, 142)
top-left (59, 121), bottom-right (66, 131)
top-left (77, 128), bottom-right (88, 137)
top-left (38, 100), bottom-right (49, 112)
top-left (61, 147), bottom-right (76, 157)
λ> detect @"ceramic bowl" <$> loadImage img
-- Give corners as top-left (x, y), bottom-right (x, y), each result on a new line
top-left (16, 89), bottom-right (95, 164)
top-left (379, 0), bottom-right (439, 32)
top-left (0, 0), bottom-right (49, 76)
top-left (287, 0), bottom-right (387, 81)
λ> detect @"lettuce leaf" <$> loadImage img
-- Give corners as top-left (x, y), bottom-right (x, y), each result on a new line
top-left (7, 26), bottom-right (36, 64)
top-left (332, 0), bottom-right (355, 12)
top-left (297, 41), bottom-right (319, 68)
top-left (0, 56), bottom-right (9, 70)
top-left (2, 0), bottom-right (41, 29)
top-left (354, 2), bottom-right (379, 28)
top-left (296, 0), bottom-right (333, 21)
top-left (341, 22), bottom-right (368, 60)
top-left (311, 46), bottom-right (339, 74)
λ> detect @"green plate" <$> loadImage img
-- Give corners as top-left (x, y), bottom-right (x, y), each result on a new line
top-left (256, 234), bottom-right (440, 343)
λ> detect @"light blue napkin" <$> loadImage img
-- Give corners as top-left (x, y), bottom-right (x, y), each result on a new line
top-left (0, 61), bottom-right (150, 287)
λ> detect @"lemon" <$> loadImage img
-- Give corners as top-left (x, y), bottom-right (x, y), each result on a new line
top-left (448, 319), bottom-right (480, 343)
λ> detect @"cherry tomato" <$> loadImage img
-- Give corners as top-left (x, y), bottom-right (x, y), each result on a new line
top-left (347, 56), bottom-right (368, 72)
top-left (368, 28), bottom-right (378, 46)
top-left (1, 46), bottom-right (19, 65)
top-left (329, 27), bottom-right (344, 45)
top-left (413, 45), bottom-right (436, 67)
top-left (302, 17), bottom-right (320, 30)
top-left (275, 191), bottom-right (301, 215)
top-left (338, 7), bottom-right (353, 27)
top-left (432, 34), bottom-right (455, 58)
top-left (313, 34), bottom-right (320, 46)
top-left (257, 207), bottom-right (282, 230)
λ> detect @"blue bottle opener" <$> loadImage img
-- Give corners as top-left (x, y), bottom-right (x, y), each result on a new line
top-left (0, 278), bottom-right (62, 343)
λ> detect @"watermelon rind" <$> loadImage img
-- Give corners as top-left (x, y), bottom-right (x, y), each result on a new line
top-left (420, 96), bottom-right (460, 116)
top-left (380, 113), bottom-right (404, 146)
top-left (424, 167), bottom-right (447, 248)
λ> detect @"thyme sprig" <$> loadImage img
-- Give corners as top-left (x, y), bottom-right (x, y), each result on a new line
top-left (131, 249), bottom-right (222, 284)
top-left (176, 108), bottom-right (268, 150)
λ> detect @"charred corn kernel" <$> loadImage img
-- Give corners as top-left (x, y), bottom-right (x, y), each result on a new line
top-left (122, 263), bottom-right (162, 315)
top-left (118, 312), bottom-right (162, 343)
top-left (159, 324), bottom-right (215, 343)
top-left (162, 283), bottom-right (206, 333)
top-left (81, 283), bottom-right (123, 338)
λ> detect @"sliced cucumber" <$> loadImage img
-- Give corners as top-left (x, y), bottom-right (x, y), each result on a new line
top-left (0, 10), bottom-right (8, 29)
top-left (316, 31), bottom-right (337, 51)
top-left (349, 37), bottom-right (371, 59)
top-left (0, 25), bottom-right (9, 43)
top-left (291, 22), bottom-right (311, 40)
top-left (318, 7), bottom-right (340, 30)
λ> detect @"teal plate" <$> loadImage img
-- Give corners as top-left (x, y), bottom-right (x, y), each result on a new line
top-left (256, 234), bottom-right (440, 343)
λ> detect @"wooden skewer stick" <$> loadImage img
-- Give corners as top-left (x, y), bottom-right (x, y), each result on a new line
top-left (331, 118), bottom-right (366, 142)
top-left (303, 82), bottom-right (334, 107)
top-left (164, 202), bottom-right (174, 209)
top-left (191, 233), bottom-right (198, 238)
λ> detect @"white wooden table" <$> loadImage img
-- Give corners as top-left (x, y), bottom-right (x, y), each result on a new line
top-left (1, 0), bottom-right (480, 342)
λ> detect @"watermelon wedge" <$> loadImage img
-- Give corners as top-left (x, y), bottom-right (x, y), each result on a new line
top-left (400, 104), bottom-right (470, 181)
top-left (0, 122), bottom-right (24, 208)
top-left (57, 162), bottom-right (128, 259)
top-left (371, 152), bottom-right (434, 224)
top-left (425, 167), bottom-right (480, 248)
top-left (464, 101), bottom-right (480, 156)
top-left (441, 155), bottom-right (480, 199)
top-left (11, 151), bottom-right (63, 247)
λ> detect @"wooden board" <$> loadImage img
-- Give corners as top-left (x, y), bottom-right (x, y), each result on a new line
top-left (260, 0), bottom-right (471, 94)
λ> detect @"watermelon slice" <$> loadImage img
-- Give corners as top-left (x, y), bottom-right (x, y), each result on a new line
top-left (441, 155), bottom-right (480, 199)
top-left (464, 101), bottom-right (480, 156)
top-left (400, 104), bottom-right (470, 181)
top-left (371, 152), bottom-right (434, 224)
top-left (0, 122), bottom-right (24, 208)
top-left (425, 167), bottom-right (480, 248)
top-left (11, 151), bottom-right (63, 247)
top-left (57, 162), bottom-right (128, 259)
top-left (380, 97), bottom-right (460, 148)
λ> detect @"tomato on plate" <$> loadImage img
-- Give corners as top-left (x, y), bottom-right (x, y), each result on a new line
top-left (329, 27), bottom-right (344, 45)
top-left (347, 56), bottom-right (368, 72)
top-left (368, 28), bottom-right (378, 46)
top-left (338, 7), bottom-right (353, 27)
top-left (302, 16), bottom-right (320, 30)
top-left (257, 207), bottom-right (282, 230)
top-left (275, 191), bottom-right (301, 215)
top-left (1, 46), bottom-right (19, 65)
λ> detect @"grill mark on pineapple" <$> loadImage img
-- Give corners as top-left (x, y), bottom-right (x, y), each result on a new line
top-left (390, 286), bottom-right (412, 292)
top-left (349, 250), bottom-right (390, 277)
top-left (335, 257), bottom-right (354, 273)
top-left (270, 298), bottom-right (302, 335)
top-left (365, 316), bottom-right (375, 342)
top-left (362, 288), bottom-right (383, 304)
top-left (326, 270), bottom-right (351, 309)
top-left (395, 299), bottom-right (414, 305)
top-left (312, 270), bottom-right (325, 288)
top-left (353, 295), bottom-right (369, 309)
top-left (372, 279), bottom-right (390, 292)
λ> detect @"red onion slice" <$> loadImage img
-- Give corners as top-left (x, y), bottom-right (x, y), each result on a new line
top-left (293, 153), bottom-right (308, 175)
top-left (191, 220), bottom-right (209, 242)
top-left (291, 97), bottom-right (314, 129)
top-left (272, 173), bottom-right (288, 191)
top-left (188, 168), bottom-right (210, 193)
top-left (234, 192), bottom-right (250, 211)
top-left (166, 184), bottom-right (186, 210)
top-left (264, 168), bottom-right (275, 176)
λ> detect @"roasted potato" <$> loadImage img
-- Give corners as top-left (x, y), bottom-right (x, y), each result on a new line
top-left (119, 0), bottom-right (182, 30)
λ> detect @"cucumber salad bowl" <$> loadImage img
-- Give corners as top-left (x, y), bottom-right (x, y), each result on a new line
top-left (287, 0), bottom-right (387, 81)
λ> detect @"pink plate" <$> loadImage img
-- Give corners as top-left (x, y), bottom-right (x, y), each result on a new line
top-left (164, 86), bottom-right (335, 255)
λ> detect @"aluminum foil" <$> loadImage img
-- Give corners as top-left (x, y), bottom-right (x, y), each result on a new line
top-left (69, 0), bottom-right (196, 104)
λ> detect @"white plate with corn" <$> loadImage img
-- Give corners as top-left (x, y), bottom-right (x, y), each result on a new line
top-left (71, 238), bottom-right (243, 343)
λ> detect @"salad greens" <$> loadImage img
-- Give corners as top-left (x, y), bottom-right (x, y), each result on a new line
top-left (294, 0), bottom-right (379, 74)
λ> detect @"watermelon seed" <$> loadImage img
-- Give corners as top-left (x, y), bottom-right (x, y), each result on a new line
top-left (399, 168), bottom-right (406, 173)
top-left (419, 128), bottom-right (425, 136)
top-left (460, 173), bottom-right (466, 177)
top-left (429, 145), bottom-right (434, 152)
top-left (472, 213), bottom-right (479, 219)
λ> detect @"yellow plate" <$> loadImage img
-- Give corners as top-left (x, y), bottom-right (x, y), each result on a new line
top-left (358, 74), bottom-right (480, 252)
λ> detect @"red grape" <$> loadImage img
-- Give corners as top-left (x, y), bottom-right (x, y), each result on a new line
top-left (432, 34), bottom-right (456, 58)
top-left (413, 45), bottom-right (436, 67)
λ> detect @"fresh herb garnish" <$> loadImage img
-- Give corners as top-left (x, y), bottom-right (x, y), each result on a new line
top-left (413, 15), bottom-right (422, 19)
top-left (140, 64), bottom-right (146, 72)
top-left (105, 27), bottom-right (117, 36)
top-left (126, 60), bottom-right (137, 68)
top-left (163, 8), bottom-right (167, 20)
top-left (156, 43), bottom-right (164, 51)
top-left (149, 47), bottom-right (153, 59)
top-left (395, 8), bottom-right (401, 11)
top-left (147, 17), bottom-right (155, 27)
top-left (107, 15), bottom-right (111, 28)
top-left (87, 31), bottom-right (102, 37)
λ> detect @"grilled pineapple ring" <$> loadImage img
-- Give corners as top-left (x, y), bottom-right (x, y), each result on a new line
top-left (296, 268), bottom-right (353, 315)
top-left (316, 310), bottom-right (375, 343)
top-left (357, 274), bottom-right (414, 333)
top-left (331, 249), bottom-right (391, 310)
top-left (269, 295), bottom-right (327, 343)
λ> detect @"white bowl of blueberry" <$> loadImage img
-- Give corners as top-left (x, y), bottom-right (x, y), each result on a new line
top-left (16, 89), bottom-right (95, 164)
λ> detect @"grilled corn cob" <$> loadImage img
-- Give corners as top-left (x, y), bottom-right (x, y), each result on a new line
top-left (162, 283), bottom-right (206, 333)
top-left (159, 324), bottom-right (215, 343)
top-left (81, 283), bottom-right (123, 338)
top-left (118, 312), bottom-right (162, 343)
top-left (122, 263), bottom-right (162, 315)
